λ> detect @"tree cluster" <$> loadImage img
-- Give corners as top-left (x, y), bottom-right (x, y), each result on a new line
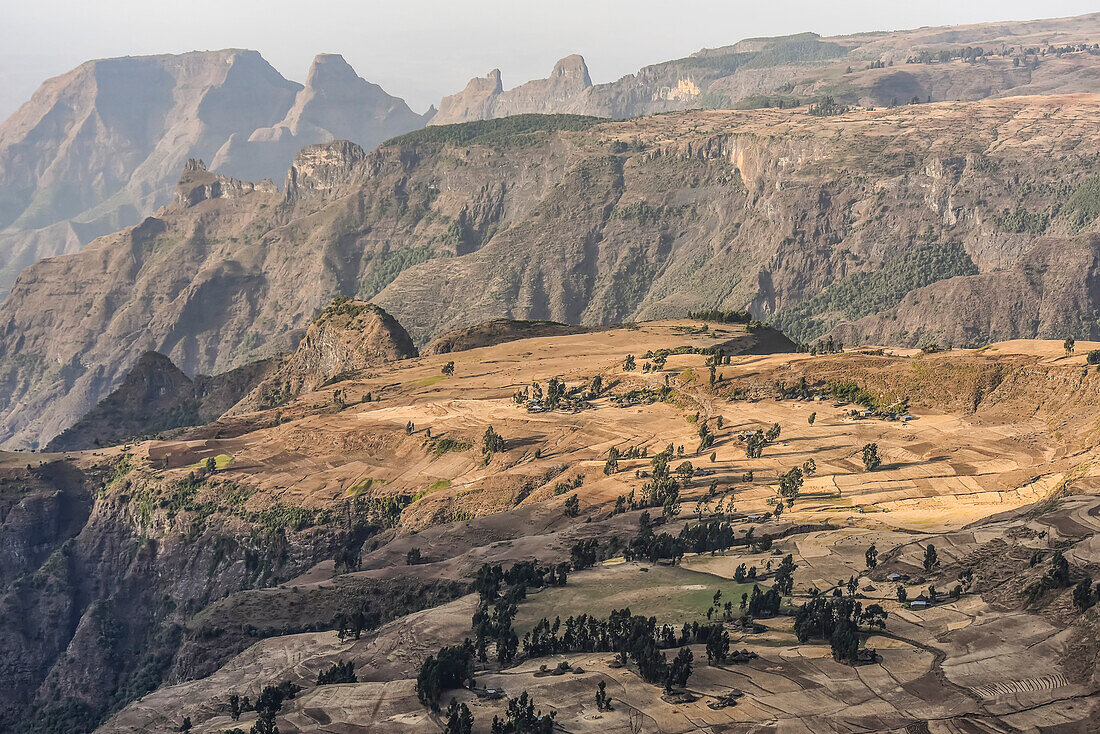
top-left (793, 596), bottom-right (886, 664)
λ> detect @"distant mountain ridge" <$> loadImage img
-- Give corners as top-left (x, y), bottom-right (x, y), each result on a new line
top-left (0, 49), bottom-right (425, 299)
top-left (430, 14), bottom-right (1100, 125)
top-left (3, 13), bottom-right (1100, 448)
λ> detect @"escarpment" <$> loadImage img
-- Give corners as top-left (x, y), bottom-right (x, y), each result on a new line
top-left (3, 97), bottom-right (1100, 449)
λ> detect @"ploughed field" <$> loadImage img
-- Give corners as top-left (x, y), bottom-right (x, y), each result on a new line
top-left (87, 321), bottom-right (1100, 732)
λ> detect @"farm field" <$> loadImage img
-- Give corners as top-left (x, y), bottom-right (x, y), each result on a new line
top-left (77, 321), bottom-right (1100, 733)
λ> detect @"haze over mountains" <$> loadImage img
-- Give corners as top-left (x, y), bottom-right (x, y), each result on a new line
top-left (0, 50), bottom-right (426, 298)
top-left (1, 13), bottom-right (1100, 451)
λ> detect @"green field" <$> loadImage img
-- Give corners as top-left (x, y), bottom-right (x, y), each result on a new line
top-left (513, 561), bottom-right (760, 632)
top-left (185, 453), bottom-right (233, 471)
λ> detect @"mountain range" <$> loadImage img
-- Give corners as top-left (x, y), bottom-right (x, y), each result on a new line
top-left (1, 13), bottom-right (1100, 450)
top-left (0, 51), bottom-right (426, 299)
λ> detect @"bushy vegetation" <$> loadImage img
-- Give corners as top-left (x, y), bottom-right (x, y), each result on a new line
top-left (771, 241), bottom-right (978, 342)
top-left (994, 207), bottom-right (1050, 234)
top-left (687, 309), bottom-right (753, 323)
top-left (416, 642), bottom-right (475, 708)
top-left (358, 244), bottom-right (440, 298)
top-left (807, 96), bottom-right (849, 116)
top-left (425, 436), bottom-right (472, 456)
top-left (1064, 174), bottom-right (1100, 231)
top-left (385, 114), bottom-right (602, 148)
top-left (316, 660), bottom-right (357, 685)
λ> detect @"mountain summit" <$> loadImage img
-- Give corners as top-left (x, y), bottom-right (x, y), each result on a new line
top-left (0, 50), bottom-right (426, 299)
top-left (432, 55), bottom-right (593, 125)
top-left (210, 53), bottom-right (427, 184)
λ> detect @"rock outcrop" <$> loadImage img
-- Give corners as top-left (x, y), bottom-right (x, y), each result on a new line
top-left (175, 159), bottom-right (278, 208)
top-left (431, 55), bottom-right (593, 125)
top-left (284, 140), bottom-right (368, 201)
top-left (234, 299), bottom-right (416, 412)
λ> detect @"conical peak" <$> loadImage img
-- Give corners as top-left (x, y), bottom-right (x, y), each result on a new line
top-left (305, 53), bottom-right (361, 88)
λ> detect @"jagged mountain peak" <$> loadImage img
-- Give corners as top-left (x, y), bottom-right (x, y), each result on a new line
top-left (182, 158), bottom-right (207, 174)
top-left (210, 53), bottom-right (423, 185)
top-left (551, 54), bottom-right (592, 85)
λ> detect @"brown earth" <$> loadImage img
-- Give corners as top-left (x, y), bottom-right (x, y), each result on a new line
top-left (51, 321), bottom-right (1092, 733)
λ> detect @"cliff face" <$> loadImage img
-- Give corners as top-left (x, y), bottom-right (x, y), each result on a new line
top-left (0, 50), bottom-right (426, 300)
top-left (2, 97), bottom-right (1100, 449)
top-left (831, 235), bottom-right (1100, 348)
top-left (45, 350), bottom-right (276, 452)
top-left (0, 455), bottom-right (360, 734)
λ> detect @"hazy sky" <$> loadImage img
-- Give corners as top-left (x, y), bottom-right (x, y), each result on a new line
top-left (2, 0), bottom-right (1098, 118)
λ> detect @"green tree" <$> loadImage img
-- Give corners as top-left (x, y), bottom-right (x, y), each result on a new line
top-left (482, 426), bottom-right (506, 453)
top-left (778, 467), bottom-right (804, 505)
top-left (563, 494), bottom-right (580, 517)
top-left (667, 647), bottom-right (693, 690)
top-left (624, 354), bottom-right (637, 371)
top-left (604, 447), bottom-right (620, 475)
top-left (865, 544), bottom-right (878, 569)
top-left (861, 443), bottom-right (881, 471)
top-left (1064, 337), bottom-right (1076, 354)
top-left (808, 412), bottom-right (816, 425)
top-left (896, 585), bottom-right (907, 603)
top-left (1073, 577), bottom-right (1095, 610)
top-left (444, 698), bottom-right (474, 734)
top-left (774, 554), bottom-right (797, 595)
top-left (205, 456), bottom-right (216, 474)
top-left (923, 544), bottom-right (939, 573)
top-left (442, 361), bottom-right (455, 376)
top-left (595, 680), bottom-right (612, 711)
top-left (706, 628), bottom-right (730, 664)
top-left (317, 660), bottom-right (357, 685)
